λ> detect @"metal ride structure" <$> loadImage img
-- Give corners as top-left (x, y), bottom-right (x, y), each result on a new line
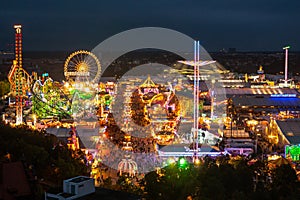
top-left (31, 78), bottom-right (72, 119)
top-left (64, 51), bottom-right (102, 119)
top-left (64, 50), bottom-right (101, 83)
top-left (178, 41), bottom-right (216, 160)
top-left (128, 76), bottom-right (181, 145)
top-left (97, 92), bottom-right (113, 119)
top-left (8, 25), bottom-right (32, 124)
top-left (30, 51), bottom-right (103, 120)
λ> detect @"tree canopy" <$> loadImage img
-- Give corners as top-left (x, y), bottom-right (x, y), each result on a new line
top-left (144, 156), bottom-right (300, 200)
top-left (0, 123), bottom-right (89, 198)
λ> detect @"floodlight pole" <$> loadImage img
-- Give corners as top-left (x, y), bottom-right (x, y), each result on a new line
top-left (283, 45), bottom-right (290, 86)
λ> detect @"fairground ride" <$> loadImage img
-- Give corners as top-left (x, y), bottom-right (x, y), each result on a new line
top-left (130, 76), bottom-right (181, 145)
top-left (31, 78), bottom-right (72, 119)
top-left (63, 50), bottom-right (103, 120)
top-left (64, 50), bottom-right (101, 83)
top-left (7, 25), bottom-right (32, 124)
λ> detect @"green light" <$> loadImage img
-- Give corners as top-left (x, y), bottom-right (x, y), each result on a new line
top-left (285, 145), bottom-right (300, 161)
top-left (178, 158), bottom-right (188, 168)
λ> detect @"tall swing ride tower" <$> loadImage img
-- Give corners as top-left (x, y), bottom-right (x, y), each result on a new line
top-left (178, 41), bottom-right (216, 160)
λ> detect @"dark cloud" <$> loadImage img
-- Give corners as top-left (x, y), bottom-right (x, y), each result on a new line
top-left (0, 0), bottom-right (299, 51)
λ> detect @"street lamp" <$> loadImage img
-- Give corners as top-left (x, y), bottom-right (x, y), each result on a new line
top-left (283, 45), bottom-right (290, 86)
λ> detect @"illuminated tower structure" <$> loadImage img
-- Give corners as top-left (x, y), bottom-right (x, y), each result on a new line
top-left (178, 41), bottom-right (215, 160)
top-left (8, 25), bottom-right (31, 125)
top-left (14, 25), bottom-right (22, 69)
top-left (14, 25), bottom-right (24, 125)
top-left (257, 65), bottom-right (265, 82)
top-left (283, 45), bottom-right (290, 86)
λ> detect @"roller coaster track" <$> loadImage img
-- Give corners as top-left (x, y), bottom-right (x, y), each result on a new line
top-left (31, 79), bottom-right (72, 119)
top-left (8, 63), bottom-right (32, 92)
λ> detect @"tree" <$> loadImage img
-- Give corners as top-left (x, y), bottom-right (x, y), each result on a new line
top-left (270, 164), bottom-right (299, 199)
top-left (0, 80), bottom-right (10, 97)
top-left (144, 161), bottom-right (197, 200)
top-left (0, 122), bottom-right (89, 197)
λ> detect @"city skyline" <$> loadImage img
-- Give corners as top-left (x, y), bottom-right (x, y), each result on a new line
top-left (1, 0), bottom-right (300, 52)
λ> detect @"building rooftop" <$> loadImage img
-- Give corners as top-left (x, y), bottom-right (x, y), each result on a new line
top-left (69, 176), bottom-right (91, 183)
top-left (159, 144), bottom-right (220, 153)
top-left (215, 88), bottom-right (299, 97)
top-left (276, 119), bottom-right (300, 145)
top-left (46, 127), bottom-right (95, 149)
top-left (0, 161), bottom-right (32, 199)
top-left (59, 192), bottom-right (76, 198)
top-left (232, 96), bottom-right (300, 109)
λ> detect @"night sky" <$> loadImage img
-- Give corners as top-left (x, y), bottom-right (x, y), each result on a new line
top-left (1, 0), bottom-right (300, 51)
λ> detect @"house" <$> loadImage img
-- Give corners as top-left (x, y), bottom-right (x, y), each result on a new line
top-left (45, 176), bottom-right (95, 200)
top-left (0, 161), bottom-right (32, 199)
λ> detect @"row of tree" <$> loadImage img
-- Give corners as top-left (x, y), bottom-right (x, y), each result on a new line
top-left (0, 80), bottom-right (10, 97)
top-left (0, 123), bottom-right (89, 198)
top-left (142, 156), bottom-right (300, 200)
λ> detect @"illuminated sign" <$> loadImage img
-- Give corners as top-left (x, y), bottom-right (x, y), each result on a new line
top-left (64, 72), bottom-right (90, 76)
top-left (142, 88), bottom-right (159, 94)
top-left (270, 94), bottom-right (297, 98)
top-left (285, 145), bottom-right (300, 161)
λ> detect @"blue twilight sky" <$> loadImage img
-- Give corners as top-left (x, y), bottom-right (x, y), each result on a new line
top-left (1, 0), bottom-right (299, 51)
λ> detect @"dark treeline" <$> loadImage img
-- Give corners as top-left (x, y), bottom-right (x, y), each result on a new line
top-left (0, 123), bottom-right (89, 199)
top-left (144, 156), bottom-right (300, 200)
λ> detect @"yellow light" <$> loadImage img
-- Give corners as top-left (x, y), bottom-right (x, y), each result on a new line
top-left (194, 158), bottom-right (201, 165)
top-left (268, 155), bottom-right (281, 161)
top-left (14, 25), bottom-right (22, 29)
top-left (167, 158), bottom-right (176, 165)
top-left (32, 114), bottom-right (37, 125)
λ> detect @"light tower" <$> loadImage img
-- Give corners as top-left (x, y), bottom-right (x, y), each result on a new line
top-left (283, 45), bottom-right (290, 86)
top-left (14, 25), bottom-right (23, 124)
top-left (8, 25), bottom-right (31, 125)
top-left (14, 25), bottom-right (22, 68)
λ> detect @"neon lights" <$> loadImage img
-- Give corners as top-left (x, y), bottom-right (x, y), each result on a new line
top-left (64, 71), bottom-right (90, 76)
top-left (270, 94), bottom-right (297, 98)
top-left (285, 145), bottom-right (300, 161)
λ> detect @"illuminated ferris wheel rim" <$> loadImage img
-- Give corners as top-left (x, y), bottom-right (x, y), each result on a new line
top-left (64, 50), bottom-right (101, 83)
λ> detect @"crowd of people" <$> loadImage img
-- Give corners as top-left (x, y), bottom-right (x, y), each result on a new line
top-left (130, 89), bottom-right (151, 126)
top-left (93, 83), bottom-right (186, 178)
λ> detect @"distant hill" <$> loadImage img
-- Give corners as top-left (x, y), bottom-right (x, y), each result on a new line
top-left (1, 51), bottom-right (300, 81)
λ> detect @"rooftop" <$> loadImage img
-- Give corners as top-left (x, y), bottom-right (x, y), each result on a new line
top-left (0, 162), bottom-right (31, 199)
top-left (159, 144), bottom-right (220, 153)
top-left (276, 119), bottom-right (300, 145)
top-left (69, 176), bottom-right (91, 183)
top-left (231, 96), bottom-right (300, 108)
top-left (217, 88), bottom-right (299, 96)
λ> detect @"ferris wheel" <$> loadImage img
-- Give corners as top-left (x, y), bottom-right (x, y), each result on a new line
top-left (64, 50), bottom-right (101, 83)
